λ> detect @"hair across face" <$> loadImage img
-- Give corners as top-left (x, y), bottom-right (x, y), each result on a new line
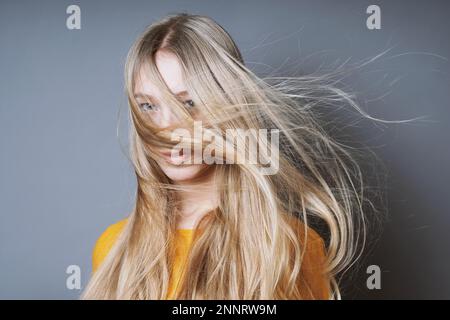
top-left (133, 50), bottom-right (210, 182)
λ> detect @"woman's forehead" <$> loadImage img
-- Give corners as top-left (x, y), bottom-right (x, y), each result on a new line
top-left (134, 55), bottom-right (187, 101)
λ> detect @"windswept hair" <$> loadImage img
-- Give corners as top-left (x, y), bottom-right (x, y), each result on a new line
top-left (82, 12), bottom-right (382, 299)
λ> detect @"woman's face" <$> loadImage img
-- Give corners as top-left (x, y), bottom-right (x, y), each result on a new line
top-left (134, 50), bottom-right (208, 182)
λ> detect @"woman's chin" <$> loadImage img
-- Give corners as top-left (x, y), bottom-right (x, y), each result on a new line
top-left (159, 162), bottom-right (206, 182)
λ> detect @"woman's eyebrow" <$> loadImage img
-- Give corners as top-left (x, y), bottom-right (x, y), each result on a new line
top-left (134, 90), bottom-right (189, 99)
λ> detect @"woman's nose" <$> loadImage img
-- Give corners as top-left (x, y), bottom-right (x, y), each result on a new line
top-left (156, 104), bottom-right (178, 128)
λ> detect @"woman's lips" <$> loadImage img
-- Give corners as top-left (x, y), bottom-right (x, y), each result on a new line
top-left (159, 148), bottom-right (189, 163)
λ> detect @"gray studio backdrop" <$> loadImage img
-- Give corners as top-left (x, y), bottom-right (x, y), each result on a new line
top-left (1, 0), bottom-right (449, 299)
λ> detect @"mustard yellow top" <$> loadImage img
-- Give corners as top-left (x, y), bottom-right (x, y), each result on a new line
top-left (92, 217), bottom-right (330, 299)
top-left (91, 219), bottom-right (193, 299)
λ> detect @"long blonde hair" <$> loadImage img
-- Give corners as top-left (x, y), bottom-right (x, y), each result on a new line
top-left (82, 12), bottom-right (377, 299)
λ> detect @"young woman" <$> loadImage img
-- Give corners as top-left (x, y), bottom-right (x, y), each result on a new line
top-left (82, 13), bottom-right (370, 300)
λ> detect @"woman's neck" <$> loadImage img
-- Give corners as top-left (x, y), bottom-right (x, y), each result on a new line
top-left (174, 170), bottom-right (219, 229)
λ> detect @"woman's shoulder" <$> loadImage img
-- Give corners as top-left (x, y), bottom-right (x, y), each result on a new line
top-left (92, 218), bottom-right (128, 272)
top-left (285, 214), bottom-right (325, 245)
top-left (285, 214), bottom-right (331, 299)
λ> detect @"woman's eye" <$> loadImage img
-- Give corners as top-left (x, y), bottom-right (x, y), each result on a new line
top-left (184, 99), bottom-right (195, 108)
top-left (139, 102), bottom-right (156, 112)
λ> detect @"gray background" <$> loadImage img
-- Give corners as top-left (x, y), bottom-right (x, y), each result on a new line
top-left (1, 0), bottom-right (449, 299)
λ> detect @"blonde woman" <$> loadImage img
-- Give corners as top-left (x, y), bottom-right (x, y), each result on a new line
top-left (82, 13), bottom-right (371, 300)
